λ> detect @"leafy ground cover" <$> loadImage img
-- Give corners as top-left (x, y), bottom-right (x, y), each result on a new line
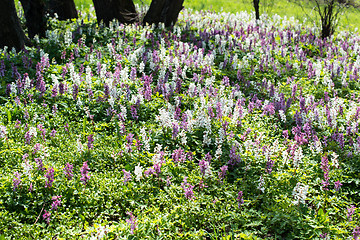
top-left (1, 5), bottom-right (360, 240)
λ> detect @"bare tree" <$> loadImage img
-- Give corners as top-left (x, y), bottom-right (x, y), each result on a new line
top-left (294, 0), bottom-right (353, 39)
top-left (314, 0), bottom-right (347, 38)
top-left (253, 0), bottom-right (260, 20)
top-left (143, 0), bottom-right (184, 27)
top-left (19, 0), bottom-right (47, 38)
top-left (48, 0), bottom-right (78, 20)
top-left (92, 0), bottom-right (138, 26)
top-left (92, 0), bottom-right (184, 27)
top-left (0, 0), bottom-right (28, 50)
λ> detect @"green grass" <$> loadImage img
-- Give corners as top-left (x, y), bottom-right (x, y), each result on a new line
top-left (72, 0), bottom-right (360, 32)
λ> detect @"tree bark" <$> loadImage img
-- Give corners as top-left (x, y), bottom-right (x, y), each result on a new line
top-left (0, 0), bottom-right (27, 50)
top-left (253, 0), bottom-right (260, 20)
top-left (92, 0), bottom-right (138, 26)
top-left (19, 0), bottom-right (47, 38)
top-left (48, 0), bottom-right (78, 20)
top-left (143, 0), bottom-right (184, 27)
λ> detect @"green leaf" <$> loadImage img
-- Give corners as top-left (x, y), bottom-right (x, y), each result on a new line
top-left (7, 109), bottom-right (11, 123)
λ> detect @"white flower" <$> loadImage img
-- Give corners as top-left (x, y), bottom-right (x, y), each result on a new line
top-left (215, 144), bottom-right (222, 159)
top-left (292, 182), bottom-right (309, 205)
top-left (203, 130), bottom-right (211, 146)
top-left (331, 152), bottom-right (339, 168)
top-left (279, 110), bottom-right (286, 123)
top-left (179, 130), bottom-right (187, 145)
top-left (76, 138), bottom-right (84, 152)
top-left (257, 175), bottom-right (265, 193)
top-left (282, 150), bottom-right (289, 165)
top-left (0, 125), bottom-right (7, 138)
top-left (28, 127), bottom-right (37, 138)
top-left (293, 146), bottom-right (303, 168)
top-left (22, 160), bottom-right (33, 180)
top-left (134, 164), bottom-right (143, 181)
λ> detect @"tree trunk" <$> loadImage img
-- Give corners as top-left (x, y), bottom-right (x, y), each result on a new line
top-left (253, 0), bottom-right (260, 20)
top-left (48, 0), bottom-right (78, 20)
top-left (19, 0), bottom-right (47, 38)
top-left (0, 0), bottom-right (27, 50)
top-left (143, 0), bottom-right (184, 27)
top-left (92, 0), bottom-right (138, 26)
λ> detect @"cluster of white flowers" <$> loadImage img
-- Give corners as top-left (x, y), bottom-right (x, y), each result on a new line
top-left (140, 127), bottom-right (150, 152)
top-left (293, 146), bottom-right (304, 168)
top-left (310, 140), bottom-right (323, 155)
top-left (292, 182), bottom-right (309, 205)
top-left (28, 127), bottom-right (37, 138)
top-left (0, 125), bottom-right (7, 139)
top-left (257, 175), bottom-right (265, 193)
top-left (279, 110), bottom-right (286, 123)
top-left (282, 150), bottom-right (289, 165)
top-left (90, 224), bottom-right (110, 240)
top-left (134, 164), bottom-right (143, 181)
top-left (156, 108), bottom-right (174, 129)
top-left (76, 137), bottom-right (84, 153)
top-left (22, 160), bottom-right (33, 180)
top-left (330, 152), bottom-right (339, 168)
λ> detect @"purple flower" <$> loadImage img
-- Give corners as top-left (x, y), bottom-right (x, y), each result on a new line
top-left (216, 102), bottom-right (222, 119)
top-left (126, 211), bottom-right (137, 234)
top-left (72, 84), bottom-right (79, 100)
top-left (334, 181), bottom-right (342, 191)
top-left (80, 161), bottom-right (91, 185)
top-left (320, 155), bottom-right (330, 190)
top-left (181, 177), bottom-right (195, 200)
top-left (218, 165), bottom-right (228, 181)
top-left (205, 152), bottom-right (212, 162)
top-left (24, 131), bottom-right (32, 144)
top-left (35, 158), bottom-right (46, 172)
top-left (13, 172), bottom-right (21, 191)
top-left (50, 129), bottom-right (56, 138)
top-left (353, 226), bottom-right (360, 240)
top-left (199, 159), bottom-right (210, 176)
top-left (319, 232), bottom-right (328, 239)
top-left (199, 180), bottom-right (207, 189)
top-left (144, 167), bottom-right (155, 177)
top-left (130, 105), bottom-right (138, 120)
top-left (37, 124), bottom-right (46, 140)
top-left (123, 169), bottom-right (132, 185)
top-left (33, 143), bottom-right (42, 154)
top-left (166, 176), bottom-right (172, 186)
top-left (63, 163), bottom-right (73, 180)
top-left (153, 163), bottom-right (162, 176)
top-left (347, 205), bottom-right (356, 222)
top-left (172, 122), bottom-right (179, 139)
top-left (45, 167), bottom-right (55, 188)
top-left (237, 191), bottom-right (244, 209)
top-left (43, 210), bottom-right (51, 224)
top-left (15, 119), bottom-right (21, 128)
top-left (266, 159), bottom-right (274, 174)
top-left (87, 134), bottom-right (94, 150)
top-left (184, 184), bottom-right (195, 200)
top-left (172, 148), bottom-right (185, 163)
top-left (126, 133), bottom-right (134, 144)
top-left (263, 102), bottom-right (275, 116)
top-left (51, 195), bottom-right (62, 211)
top-left (51, 85), bottom-right (58, 98)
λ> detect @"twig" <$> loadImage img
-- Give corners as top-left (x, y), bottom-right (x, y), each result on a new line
top-left (34, 205), bottom-right (45, 225)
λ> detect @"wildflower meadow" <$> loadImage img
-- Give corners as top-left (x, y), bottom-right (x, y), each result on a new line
top-left (0, 4), bottom-right (360, 239)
